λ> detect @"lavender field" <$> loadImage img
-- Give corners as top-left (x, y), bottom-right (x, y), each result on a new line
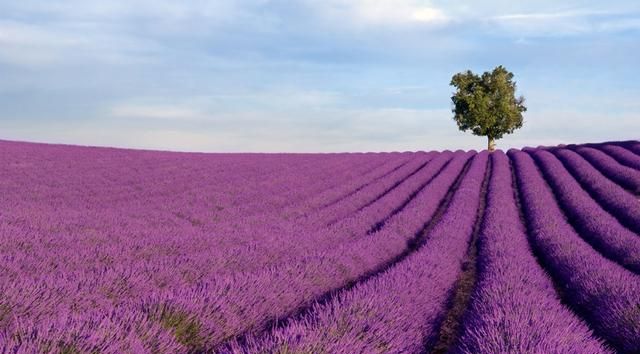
top-left (1, 139), bottom-right (639, 353)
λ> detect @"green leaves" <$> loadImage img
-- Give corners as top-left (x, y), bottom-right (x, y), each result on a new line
top-left (450, 66), bottom-right (526, 144)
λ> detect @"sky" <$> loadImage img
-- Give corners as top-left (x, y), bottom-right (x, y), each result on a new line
top-left (0, 0), bottom-right (639, 152)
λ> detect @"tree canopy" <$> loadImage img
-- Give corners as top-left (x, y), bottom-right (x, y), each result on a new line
top-left (450, 65), bottom-right (526, 150)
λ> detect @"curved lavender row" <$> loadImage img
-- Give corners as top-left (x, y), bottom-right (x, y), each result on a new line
top-left (327, 151), bottom-right (454, 235)
top-left (203, 152), bottom-right (448, 271)
top-left (0, 140), bottom-right (388, 226)
top-left (629, 143), bottom-right (640, 154)
top-left (596, 144), bottom-right (640, 171)
top-left (242, 152), bottom-right (398, 217)
top-left (204, 155), bottom-right (430, 271)
top-left (288, 152), bottom-right (418, 217)
top-left (0, 149), bottom-right (448, 332)
top-left (306, 151), bottom-right (440, 228)
top-left (573, 146), bottom-right (640, 193)
top-left (530, 149), bottom-right (640, 273)
top-left (0, 144), bottom-right (412, 278)
top-left (295, 152), bottom-right (419, 215)
top-left (281, 153), bottom-right (398, 205)
top-left (141, 152), bottom-right (474, 350)
top-left (551, 148), bottom-right (640, 235)
top-left (613, 140), bottom-right (640, 156)
top-left (0, 143), bottom-right (419, 351)
top-left (226, 152), bottom-right (489, 354)
top-left (0, 152), bottom-right (474, 351)
top-left (509, 149), bottom-right (640, 353)
top-left (0, 306), bottom-right (184, 353)
top-left (454, 151), bottom-right (609, 354)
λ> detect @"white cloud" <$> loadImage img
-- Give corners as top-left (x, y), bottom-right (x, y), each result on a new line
top-left (597, 17), bottom-right (640, 32)
top-left (488, 8), bottom-right (640, 36)
top-left (110, 104), bottom-right (206, 120)
top-left (1, 0), bottom-right (639, 153)
top-left (108, 89), bottom-right (345, 123)
top-left (311, 0), bottom-right (449, 27)
top-left (115, 107), bottom-right (459, 152)
top-left (411, 7), bottom-right (449, 23)
top-left (0, 20), bottom-right (162, 67)
top-left (489, 11), bottom-right (591, 36)
top-left (134, 129), bottom-right (227, 151)
top-left (492, 9), bottom-right (600, 21)
top-left (0, 21), bottom-right (86, 65)
top-left (504, 109), bottom-right (640, 149)
top-left (0, 21), bottom-right (81, 46)
top-left (4, 100), bottom-right (639, 152)
top-left (1, 1), bottom-right (242, 23)
top-left (216, 90), bottom-right (343, 109)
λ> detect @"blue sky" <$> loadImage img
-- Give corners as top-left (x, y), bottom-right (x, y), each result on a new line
top-left (0, 0), bottom-right (639, 152)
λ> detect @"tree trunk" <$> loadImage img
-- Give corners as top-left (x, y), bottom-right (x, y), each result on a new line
top-left (488, 136), bottom-right (496, 152)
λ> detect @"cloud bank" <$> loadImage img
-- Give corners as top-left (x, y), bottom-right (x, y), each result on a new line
top-left (0, 0), bottom-right (639, 151)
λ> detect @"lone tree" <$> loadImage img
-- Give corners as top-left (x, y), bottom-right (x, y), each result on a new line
top-left (450, 65), bottom-right (526, 151)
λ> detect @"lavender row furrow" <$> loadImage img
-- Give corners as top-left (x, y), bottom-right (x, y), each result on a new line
top-left (166, 152), bottom-right (474, 350)
top-left (309, 152), bottom-right (442, 228)
top-left (0, 151), bottom-right (438, 292)
top-left (328, 151), bottom-right (454, 236)
top-left (0, 309), bottom-right (185, 353)
top-left (615, 140), bottom-right (640, 156)
top-left (302, 153), bottom-right (417, 213)
top-left (227, 151), bottom-right (489, 354)
top-left (240, 152), bottom-right (396, 217)
top-left (0, 152), bottom-right (473, 350)
top-left (596, 144), bottom-right (640, 171)
top-left (510, 149), bottom-right (640, 353)
top-left (530, 149), bottom-right (640, 273)
top-left (552, 148), bottom-right (640, 235)
top-left (573, 146), bottom-right (640, 193)
top-left (454, 151), bottom-right (609, 354)
top-left (0, 145), bottom-right (409, 277)
top-left (195, 152), bottom-right (445, 272)
top-left (286, 153), bottom-right (416, 217)
top-left (3, 138), bottom-right (640, 352)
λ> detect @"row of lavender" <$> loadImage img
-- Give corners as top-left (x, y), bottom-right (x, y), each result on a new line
top-left (228, 143), bottom-right (640, 354)
top-left (0, 139), bottom-right (639, 352)
top-left (0, 140), bottom-right (471, 351)
top-left (226, 150), bottom-right (489, 353)
top-left (455, 142), bottom-right (640, 353)
top-left (510, 148), bottom-right (640, 353)
top-left (229, 142), bottom-right (640, 353)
